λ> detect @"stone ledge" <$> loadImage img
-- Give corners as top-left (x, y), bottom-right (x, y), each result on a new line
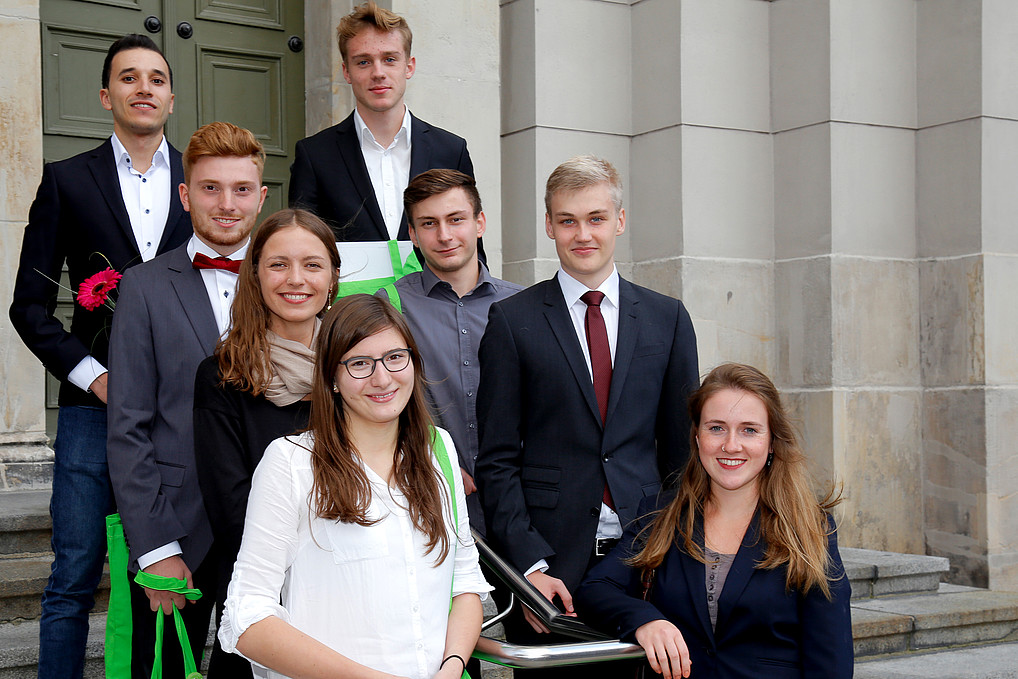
top-left (843, 546), bottom-right (950, 598)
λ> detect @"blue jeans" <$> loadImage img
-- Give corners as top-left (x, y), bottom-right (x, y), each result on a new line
top-left (39, 406), bottom-right (113, 679)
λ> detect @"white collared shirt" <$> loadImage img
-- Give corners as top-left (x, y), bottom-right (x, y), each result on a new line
top-left (354, 106), bottom-right (412, 239)
top-left (110, 133), bottom-right (171, 262)
top-left (137, 234), bottom-right (248, 571)
top-left (187, 235), bottom-right (249, 338)
top-left (66, 134), bottom-right (173, 394)
top-left (556, 267), bottom-right (621, 376)
top-left (219, 430), bottom-right (491, 679)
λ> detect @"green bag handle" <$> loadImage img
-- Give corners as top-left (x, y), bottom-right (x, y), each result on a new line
top-left (133, 571), bottom-right (203, 679)
top-left (105, 513), bottom-right (133, 678)
top-left (429, 428), bottom-right (471, 679)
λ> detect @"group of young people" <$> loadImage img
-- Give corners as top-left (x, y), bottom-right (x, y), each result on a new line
top-left (11, 2), bottom-right (854, 678)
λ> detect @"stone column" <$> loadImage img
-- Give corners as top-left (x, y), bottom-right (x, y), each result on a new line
top-left (917, 0), bottom-right (1018, 589)
top-left (0, 0), bottom-right (53, 488)
top-left (772, 0), bottom-right (923, 553)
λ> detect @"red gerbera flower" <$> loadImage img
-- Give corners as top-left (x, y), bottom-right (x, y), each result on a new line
top-left (77, 268), bottom-right (122, 311)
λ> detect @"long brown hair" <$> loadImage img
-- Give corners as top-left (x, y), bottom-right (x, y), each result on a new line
top-left (307, 294), bottom-right (450, 562)
top-left (216, 209), bottom-right (340, 394)
top-left (630, 363), bottom-right (842, 598)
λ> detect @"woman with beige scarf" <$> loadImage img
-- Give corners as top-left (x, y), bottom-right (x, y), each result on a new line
top-left (193, 208), bottom-right (340, 678)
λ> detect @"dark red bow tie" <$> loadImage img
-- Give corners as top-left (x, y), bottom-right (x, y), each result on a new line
top-left (192, 252), bottom-right (241, 274)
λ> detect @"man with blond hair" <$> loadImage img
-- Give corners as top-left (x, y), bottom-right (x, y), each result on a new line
top-left (107, 121), bottom-right (267, 676)
top-left (289, 1), bottom-right (483, 260)
top-left (475, 155), bottom-right (699, 677)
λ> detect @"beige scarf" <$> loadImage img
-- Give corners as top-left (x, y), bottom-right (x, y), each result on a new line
top-left (264, 318), bottom-right (320, 406)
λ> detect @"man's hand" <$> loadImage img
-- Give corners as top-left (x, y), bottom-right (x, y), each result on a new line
top-left (460, 468), bottom-right (477, 496)
top-left (523, 570), bottom-right (575, 633)
top-left (89, 373), bottom-right (109, 404)
top-left (142, 555), bottom-right (193, 614)
top-left (635, 620), bottom-right (691, 679)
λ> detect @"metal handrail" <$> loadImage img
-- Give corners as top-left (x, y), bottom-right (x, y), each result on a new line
top-left (472, 529), bottom-right (645, 668)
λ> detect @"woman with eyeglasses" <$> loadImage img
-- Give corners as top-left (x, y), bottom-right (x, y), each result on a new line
top-left (193, 208), bottom-right (340, 676)
top-left (575, 363), bottom-right (853, 679)
top-left (218, 293), bottom-right (490, 679)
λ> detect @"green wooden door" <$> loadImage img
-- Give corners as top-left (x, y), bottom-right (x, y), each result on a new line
top-left (40, 0), bottom-right (305, 437)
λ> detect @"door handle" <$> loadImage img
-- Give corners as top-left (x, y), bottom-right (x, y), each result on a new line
top-left (144, 15), bottom-right (162, 34)
top-left (177, 21), bottom-right (193, 39)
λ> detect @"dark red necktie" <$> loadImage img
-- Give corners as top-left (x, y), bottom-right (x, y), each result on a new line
top-left (581, 290), bottom-right (616, 511)
top-left (192, 252), bottom-right (241, 274)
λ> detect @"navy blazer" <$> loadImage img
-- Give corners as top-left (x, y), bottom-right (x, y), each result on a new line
top-left (575, 494), bottom-right (854, 679)
top-left (475, 275), bottom-right (699, 592)
top-left (9, 139), bottom-right (191, 407)
top-left (288, 111), bottom-right (474, 242)
top-left (106, 243), bottom-right (218, 571)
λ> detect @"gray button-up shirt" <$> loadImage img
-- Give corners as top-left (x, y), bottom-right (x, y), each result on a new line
top-left (393, 264), bottom-right (522, 530)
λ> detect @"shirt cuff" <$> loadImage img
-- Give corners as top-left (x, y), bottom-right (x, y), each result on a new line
top-left (67, 356), bottom-right (107, 393)
top-left (524, 559), bottom-right (549, 577)
top-left (137, 542), bottom-right (183, 571)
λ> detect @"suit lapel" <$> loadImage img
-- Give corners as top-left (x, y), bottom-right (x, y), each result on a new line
top-left (167, 247), bottom-right (220, 356)
top-left (335, 114), bottom-right (388, 240)
top-left (408, 114), bottom-right (430, 180)
top-left (606, 279), bottom-right (639, 424)
top-left (714, 511), bottom-right (766, 633)
top-left (157, 145), bottom-right (187, 253)
top-left (681, 517), bottom-right (715, 639)
top-left (542, 278), bottom-right (602, 426)
top-left (88, 140), bottom-right (139, 255)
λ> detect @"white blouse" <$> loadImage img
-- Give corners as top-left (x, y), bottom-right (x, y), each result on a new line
top-left (218, 428), bottom-right (492, 679)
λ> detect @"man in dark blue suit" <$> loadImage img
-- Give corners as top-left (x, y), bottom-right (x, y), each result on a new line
top-left (8, 34), bottom-right (191, 677)
top-left (289, 1), bottom-right (484, 260)
top-left (475, 155), bottom-right (700, 677)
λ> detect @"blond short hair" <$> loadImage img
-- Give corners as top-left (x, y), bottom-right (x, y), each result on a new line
top-left (336, 1), bottom-right (412, 62)
top-left (544, 155), bottom-right (623, 215)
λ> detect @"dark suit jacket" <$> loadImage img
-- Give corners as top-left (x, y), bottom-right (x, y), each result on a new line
top-left (475, 274), bottom-right (699, 592)
top-left (106, 243), bottom-right (217, 571)
top-left (575, 494), bottom-right (854, 679)
top-left (288, 111), bottom-right (484, 260)
top-left (9, 139), bottom-right (192, 407)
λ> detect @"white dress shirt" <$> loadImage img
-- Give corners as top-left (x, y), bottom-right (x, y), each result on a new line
top-left (354, 106), bottom-right (412, 239)
top-left (219, 429), bottom-right (491, 679)
top-left (136, 234), bottom-right (247, 570)
top-left (67, 134), bottom-right (173, 394)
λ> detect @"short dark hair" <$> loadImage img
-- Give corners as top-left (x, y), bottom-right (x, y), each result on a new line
top-left (101, 34), bottom-right (173, 90)
top-left (404, 169), bottom-right (482, 223)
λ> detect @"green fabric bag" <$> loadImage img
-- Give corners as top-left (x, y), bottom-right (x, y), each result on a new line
top-left (104, 513), bottom-right (203, 679)
top-left (336, 240), bottom-right (420, 311)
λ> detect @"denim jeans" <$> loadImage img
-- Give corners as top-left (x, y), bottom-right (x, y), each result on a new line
top-left (39, 406), bottom-right (113, 679)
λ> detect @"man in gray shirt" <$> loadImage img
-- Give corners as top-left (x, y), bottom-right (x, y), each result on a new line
top-left (392, 169), bottom-right (521, 533)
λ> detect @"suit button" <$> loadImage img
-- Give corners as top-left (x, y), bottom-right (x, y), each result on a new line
top-left (590, 508), bottom-right (599, 517)
top-left (602, 455), bottom-right (609, 463)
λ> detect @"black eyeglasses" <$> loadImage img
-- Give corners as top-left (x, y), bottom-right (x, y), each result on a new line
top-left (339, 348), bottom-right (412, 379)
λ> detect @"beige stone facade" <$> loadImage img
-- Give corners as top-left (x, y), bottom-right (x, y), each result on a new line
top-left (2, 0), bottom-right (1017, 589)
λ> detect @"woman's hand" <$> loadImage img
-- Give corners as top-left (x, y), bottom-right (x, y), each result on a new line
top-left (635, 619), bottom-right (691, 679)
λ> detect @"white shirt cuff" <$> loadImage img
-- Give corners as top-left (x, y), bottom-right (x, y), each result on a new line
top-left (524, 559), bottom-right (549, 577)
top-left (137, 541), bottom-right (183, 571)
top-left (67, 356), bottom-right (107, 393)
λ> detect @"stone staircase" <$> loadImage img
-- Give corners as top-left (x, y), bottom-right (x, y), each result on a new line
top-left (3, 488), bottom-right (1018, 677)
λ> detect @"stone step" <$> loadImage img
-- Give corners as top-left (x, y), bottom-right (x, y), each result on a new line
top-left (855, 641), bottom-right (1018, 678)
top-left (0, 491), bottom-right (50, 557)
top-left (0, 557), bottom-right (110, 624)
top-left (842, 546), bottom-right (951, 599)
top-left (852, 583), bottom-right (1018, 658)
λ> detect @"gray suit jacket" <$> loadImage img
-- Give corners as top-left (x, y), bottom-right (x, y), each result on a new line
top-left (107, 242), bottom-right (217, 570)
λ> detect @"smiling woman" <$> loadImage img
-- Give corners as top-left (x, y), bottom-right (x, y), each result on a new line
top-left (191, 208), bottom-right (339, 678)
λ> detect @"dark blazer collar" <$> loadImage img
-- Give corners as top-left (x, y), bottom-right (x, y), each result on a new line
top-left (543, 274), bottom-right (602, 426)
top-left (166, 243), bottom-right (220, 357)
top-left (334, 112), bottom-right (388, 240)
top-left (408, 112), bottom-right (431, 180)
top-left (606, 278), bottom-right (639, 423)
top-left (158, 143), bottom-right (187, 253)
top-left (88, 138), bottom-right (136, 253)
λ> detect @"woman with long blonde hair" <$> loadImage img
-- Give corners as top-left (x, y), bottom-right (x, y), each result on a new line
top-left (576, 363), bottom-right (853, 679)
top-left (218, 294), bottom-right (490, 679)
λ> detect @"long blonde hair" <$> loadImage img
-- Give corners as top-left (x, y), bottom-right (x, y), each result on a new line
top-left (630, 363), bottom-right (842, 598)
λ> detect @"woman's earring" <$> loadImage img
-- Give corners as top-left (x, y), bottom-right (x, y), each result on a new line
top-left (332, 382), bottom-right (340, 393)
top-left (766, 451), bottom-right (774, 468)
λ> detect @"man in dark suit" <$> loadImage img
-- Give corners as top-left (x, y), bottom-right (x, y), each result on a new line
top-left (288, 1), bottom-right (482, 259)
top-left (107, 122), bottom-right (267, 677)
top-left (8, 34), bottom-right (190, 677)
top-left (475, 155), bottom-right (699, 677)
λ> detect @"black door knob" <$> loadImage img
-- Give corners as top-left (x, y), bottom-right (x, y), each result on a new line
top-left (177, 21), bottom-right (193, 39)
top-left (143, 16), bottom-right (162, 34)
top-left (288, 36), bottom-right (304, 53)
